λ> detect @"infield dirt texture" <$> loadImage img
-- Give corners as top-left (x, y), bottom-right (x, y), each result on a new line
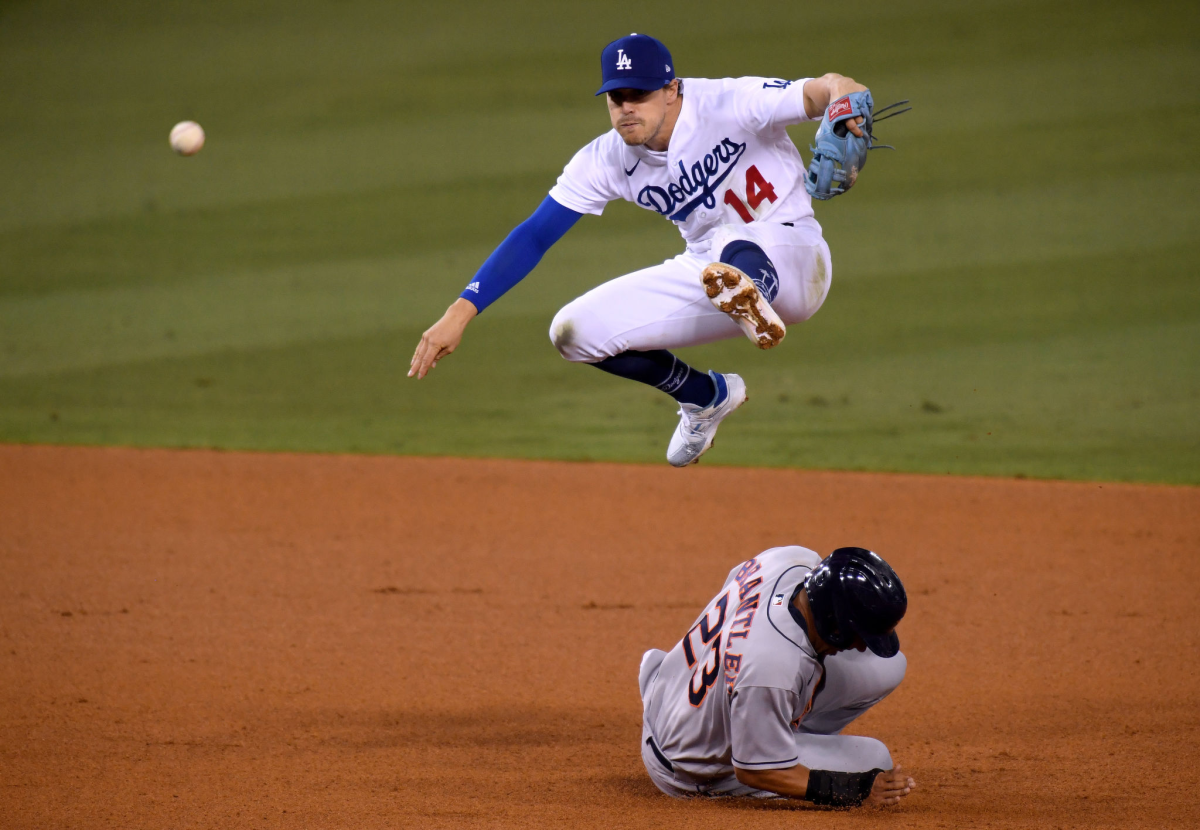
top-left (2, 1), bottom-right (1199, 828)
top-left (3, 446), bottom-right (1199, 828)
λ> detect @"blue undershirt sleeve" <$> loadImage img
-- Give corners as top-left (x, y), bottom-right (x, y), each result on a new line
top-left (459, 196), bottom-right (583, 312)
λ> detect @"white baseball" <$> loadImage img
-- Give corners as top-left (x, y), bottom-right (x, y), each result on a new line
top-left (169, 121), bottom-right (205, 156)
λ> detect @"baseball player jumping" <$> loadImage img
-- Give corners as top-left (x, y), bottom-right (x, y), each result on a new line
top-left (410, 33), bottom-right (904, 466)
top-left (639, 545), bottom-right (915, 807)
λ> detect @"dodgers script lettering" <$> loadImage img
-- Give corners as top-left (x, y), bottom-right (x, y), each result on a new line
top-left (636, 138), bottom-right (748, 222)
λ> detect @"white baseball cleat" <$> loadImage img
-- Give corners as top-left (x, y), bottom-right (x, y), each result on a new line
top-left (666, 372), bottom-right (748, 467)
top-left (701, 263), bottom-right (786, 349)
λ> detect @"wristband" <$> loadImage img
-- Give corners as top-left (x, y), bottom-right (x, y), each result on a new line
top-left (804, 768), bottom-right (882, 807)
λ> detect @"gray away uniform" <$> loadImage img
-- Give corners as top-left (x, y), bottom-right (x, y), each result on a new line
top-left (639, 546), bottom-right (906, 798)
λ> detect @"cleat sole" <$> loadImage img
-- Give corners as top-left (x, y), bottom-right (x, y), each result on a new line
top-left (701, 264), bottom-right (786, 349)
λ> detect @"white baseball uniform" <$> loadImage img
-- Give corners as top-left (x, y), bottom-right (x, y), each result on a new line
top-left (638, 546), bottom-right (906, 798)
top-left (548, 77), bottom-right (833, 362)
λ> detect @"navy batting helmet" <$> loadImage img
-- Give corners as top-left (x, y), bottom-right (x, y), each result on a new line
top-left (804, 547), bottom-right (907, 658)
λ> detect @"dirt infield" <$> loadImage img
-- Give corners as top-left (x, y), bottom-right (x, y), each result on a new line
top-left (1, 445), bottom-right (1197, 829)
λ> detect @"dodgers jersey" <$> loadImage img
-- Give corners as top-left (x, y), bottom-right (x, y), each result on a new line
top-left (643, 546), bottom-right (826, 782)
top-left (549, 77), bottom-right (819, 253)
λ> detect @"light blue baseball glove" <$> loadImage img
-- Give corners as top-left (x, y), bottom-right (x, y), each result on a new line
top-left (804, 91), bottom-right (910, 200)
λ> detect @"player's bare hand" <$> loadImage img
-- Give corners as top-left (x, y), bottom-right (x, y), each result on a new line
top-left (864, 767), bottom-right (916, 808)
top-left (408, 298), bottom-right (478, 379)
top-left (829, 75), bottom-right (868, 100)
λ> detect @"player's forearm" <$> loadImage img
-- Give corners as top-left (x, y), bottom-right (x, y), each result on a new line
top-left (737, 764), bottom-right (883, 806)
top-left (734, 764), bottom-right (811, 799)
top-left (802, 73), bottom-right (867, 119)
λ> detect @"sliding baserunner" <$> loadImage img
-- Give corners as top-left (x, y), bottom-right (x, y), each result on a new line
top-left (638, 545), bottom-right (915, 807)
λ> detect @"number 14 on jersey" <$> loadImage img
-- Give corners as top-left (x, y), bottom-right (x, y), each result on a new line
top-left (724, 165), bottom-right (777, 223)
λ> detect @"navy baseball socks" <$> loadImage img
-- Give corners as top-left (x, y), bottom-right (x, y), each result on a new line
top-left (702, 240), bottom-right (787, 349)
top-left (591, 350), bottom-right (747, 467)
top-left (592, 349), bottom-right (718, 407)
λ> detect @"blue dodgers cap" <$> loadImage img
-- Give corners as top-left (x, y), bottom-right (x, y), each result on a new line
top-left (595, 33), bottom-right (675, 96)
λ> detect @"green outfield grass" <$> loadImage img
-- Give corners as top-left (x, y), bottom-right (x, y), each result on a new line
top-left (1, 0), bottom-right (1197, 483)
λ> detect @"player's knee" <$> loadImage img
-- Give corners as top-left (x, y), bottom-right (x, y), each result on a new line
top-left (857, 651), bottom-right (906, 707)
top-left (549, 306), bottom-right (576, 358)
top-left (877, 651), bottom-right (907, 697)
top-left (550, 303), bottom-right (613, 363)
top-left (550, 305), bottom-right (594, 363)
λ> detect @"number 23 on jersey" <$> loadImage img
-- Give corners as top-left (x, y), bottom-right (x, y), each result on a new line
top-left (682, 593), bottom-right (728, 706)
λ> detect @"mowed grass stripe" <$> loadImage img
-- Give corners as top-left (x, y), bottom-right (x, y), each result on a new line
top-left (2, 317), bottom-right (1194, 481)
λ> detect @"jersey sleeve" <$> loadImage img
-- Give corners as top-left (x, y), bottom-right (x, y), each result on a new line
top-left (459, 196), bottom-right (582, 312)
top-left (729, 685), bottom-right (802, 771)
top-left (731, 77), bottom-right (816, 132)
top-left (547, 135), bottom-right (625, 216)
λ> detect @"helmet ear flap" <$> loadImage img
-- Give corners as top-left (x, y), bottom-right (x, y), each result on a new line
top-left (827, 589), bottom-right (857, 649)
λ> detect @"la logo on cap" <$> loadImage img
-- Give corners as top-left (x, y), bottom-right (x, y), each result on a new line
top-left (595, 33), bottom-right (674, 97)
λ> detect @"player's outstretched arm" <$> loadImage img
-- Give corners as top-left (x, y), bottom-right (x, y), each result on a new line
top-left (734, 763), bottom-right (915, 808)
top-left (406, 196), bottom-right (581, 380)
top-left (802, 73), bottom-right (870, 137)
top-left (408, 298), bottom-right (478, 380)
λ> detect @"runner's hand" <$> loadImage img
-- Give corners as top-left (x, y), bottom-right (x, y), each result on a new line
top-left (864, 767), bottom-right (916, 807)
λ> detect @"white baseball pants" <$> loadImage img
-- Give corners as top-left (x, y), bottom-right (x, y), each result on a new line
top-left (549, 219), bottom-right (832, 363)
